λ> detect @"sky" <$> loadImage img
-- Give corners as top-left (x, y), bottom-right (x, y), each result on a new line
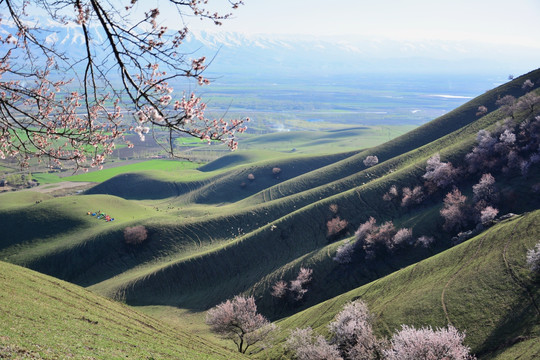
top-left (184, 0), bottom-right (540, 47)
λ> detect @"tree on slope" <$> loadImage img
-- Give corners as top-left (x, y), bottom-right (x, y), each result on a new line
top-left (285, 327), bottom-right (342, 360)
top-left (206, 295), bottom-right (276, 353)
top-left (0, 0), bottom-right (247, 169)
top-left (328, 299), bottom-right (382, 359)
top-left (527, 240), bottom-right (540, 274)
top-left (384, 325), bottom-right (474, 360)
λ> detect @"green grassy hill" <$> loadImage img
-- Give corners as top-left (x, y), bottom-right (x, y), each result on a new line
top-left (0, 260), bottom-right (246, 359)
top-left (0, 69), bottom-right (539, 359)
top-left (76, 71), bottom-right (540, 315)
top-left (262, 210), bottom-right (540, 359)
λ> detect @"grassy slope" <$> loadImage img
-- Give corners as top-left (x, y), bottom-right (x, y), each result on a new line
top-left (262, 211), bottom-right (540, 359)
top-left (242, 68), bottom-right (540, 205)
top-left (0, 260), bottom-right (246, 359)
top-left (235, 125), bottom-right (414, 154)
top-left (2, 71), bottom-right (539, 312)
top-left (87, 86), bottom-right (540, 313)
top-left (63, 159), bottom-right (202, 183)
top-left (86, 150), bottom-right (357, 203)
top-left (0, 70), bottom-right (539, 358)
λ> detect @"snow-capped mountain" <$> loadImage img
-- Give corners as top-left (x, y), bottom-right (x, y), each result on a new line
top-left (181, 30), bottom-right (538, 76)
top-left (5, 18), bottom-right (538, 78)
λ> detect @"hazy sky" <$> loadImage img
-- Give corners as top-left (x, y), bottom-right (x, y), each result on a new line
top-left (186, 0), bottom-right (540, 47)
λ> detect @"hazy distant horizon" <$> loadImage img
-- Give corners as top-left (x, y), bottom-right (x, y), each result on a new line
top-left (179, 0), bottom-right (540, 47)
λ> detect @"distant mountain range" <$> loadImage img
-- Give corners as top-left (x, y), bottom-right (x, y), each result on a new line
top-left (10, 19), bottom-right (538, 77)
top-left (182, 30), bottom-right (539, 76)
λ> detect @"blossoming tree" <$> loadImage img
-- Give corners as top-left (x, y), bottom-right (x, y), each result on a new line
top-left (0, 0), bottom-right (248, 169)
top-left (206, 295), bottom-right (276, 353)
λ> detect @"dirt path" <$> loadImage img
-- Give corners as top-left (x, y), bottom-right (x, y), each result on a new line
top-left (26, 181), bottom-right (95, 194)
top-left (441, 236), bottom-right (487, 326)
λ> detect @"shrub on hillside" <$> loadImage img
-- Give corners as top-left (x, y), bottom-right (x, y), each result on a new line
top-left (124, 225), bottom-right (148, 245)
top-left (465, 130), bottom-right (498, 173)
top-left (384, 325), bottom-right (474, 360)
top-left (472, 173), bottom-right (498, 204)
top-left (363, 155), bottom-right (379, 167)
top-left (415, 235), bottom-right (435, 248)
top-left (355, 217), bottom-right (377, 242)
top-left (285, 327), bottom-right (342, 360)
top-left (288, 301), bottom-right (476, 360)
top-left (287, 300), bottom-right (382, 360)
top-left (327, 216), bottom-right (348, 238)
top-left (392, 228), bottom-right (414, 247)
top-left (271, 267), bottom-right (313, 302)
top-left (526, 240), bottom-right (540, 273)
top-left (270, 280), bottom-right (288, 299)
top-left (423, 153), bottom-right (460, 190)
top-left (496, 95), bottom-right (516, 117)
top-left (328, 300), bottom-right (381, 360)
top-left (401, 186), bottom-right (425, 207)
top-left (522, 79), bottom-right (534, 91)
top-left (476, 105), bottom-right (488, 117)
top-left (334, 241), bottom-right (355, 264)
top-left (517, 92), bottom-right (540, 114)
top-left (479, 206), bottom-right (499, 225)
top-left (289, 267), bottom-right (313, 301)
top-left (364, 221), bottom-right (396, 259)
top-left (440, 188), bottom-right (469, 232)
top-left (383, 185), bottom-right (399, 202)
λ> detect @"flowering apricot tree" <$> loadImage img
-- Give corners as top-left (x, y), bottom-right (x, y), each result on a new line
top-left (206, 295), bottom-right (276, 353)
top-left (0, 0), bottom-right (248, 169)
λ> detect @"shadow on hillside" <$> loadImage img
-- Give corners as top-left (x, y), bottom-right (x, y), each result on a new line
top-left (475, 297), bottom-right (539, 358)
top-left (0, 209), bottom-right (87, 252)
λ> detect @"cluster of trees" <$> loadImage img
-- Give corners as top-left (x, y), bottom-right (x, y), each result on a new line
top-left (285, 299), bottom-right (474, 360)
top-left (2, 173), bottom-right (36, 188)
top-left (465, 118), bottom-right (540, 178)
top-left (206, 296), bottom-right (474, 358)
top-left (379, 156), bottom-right (503, 243)
top-left (271, 267), bottom-right (313, 303)
top-left (439, 173), bottom-right (500, 232)
top-left (383, 184), bottom-right (425, 207)
top-left (379, 79), bottom-right (539, 240)
top-left (333, 217), bottom-right (418, 263)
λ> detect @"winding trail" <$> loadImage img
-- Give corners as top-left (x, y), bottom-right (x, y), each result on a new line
top-left (441, 235), bottom-right (486, 326)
